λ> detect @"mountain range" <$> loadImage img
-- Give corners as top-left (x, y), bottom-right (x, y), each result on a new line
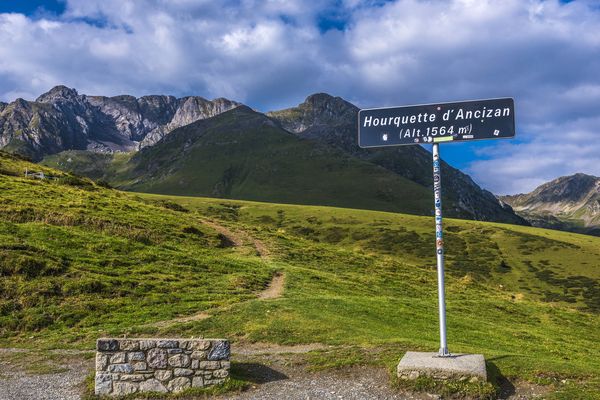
top-left (501, 173), bottom-right (600, 236)
top-left (0, 85), bottom-right (238, 159)
top-left (2, 86), bottom-right (527, 225)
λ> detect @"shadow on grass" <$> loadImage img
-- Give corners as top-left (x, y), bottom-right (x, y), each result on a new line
top-left (486, 359), bottom-right (516, 399)
top-left (232, 362), bottom-right (289, 384)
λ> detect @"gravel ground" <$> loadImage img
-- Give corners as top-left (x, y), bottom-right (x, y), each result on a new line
top-left (0, 348), bottom-right (90, 400)
top-left (0, 346), bottom-right (551, 400)
top-left (0, 347), bottom-right (421, 400)
top-left (219, 364), bottom-right (424, 400)
top-left (0, 368), bottom-right (87, 400)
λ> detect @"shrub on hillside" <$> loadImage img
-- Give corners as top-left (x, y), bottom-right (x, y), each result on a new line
top-left (495, 260), bottom-right (512, 273)
top-left (96, 179), bottom-right (112, 188)
top-left (58, 175), bottom-right (95, 189)
top-left (182, 226), bottom-right (204, 236)
top-left (20, 311), bottom-right (54, 331)
top-left (0, 252), bottom-right (68, 278)
top-left (160, 201), bottom-right (189, 213)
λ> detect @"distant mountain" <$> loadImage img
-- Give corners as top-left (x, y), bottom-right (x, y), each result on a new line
top-left (0, 85), bottom-right (238, 160)
top-left (3, 86), bottom-right (527, 224)
top-left (103, 106), bottom-right (438, 214)
top-left (501, 173), bottom-right (600, 235)
top-left (268, 93), bottom-right (527, 224)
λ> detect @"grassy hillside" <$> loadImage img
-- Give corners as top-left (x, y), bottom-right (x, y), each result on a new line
top-left (2, 151), bottom-right (600, 398)
top-left (41, 150), bottom-right (133, 183)
top-left (42, 107), bottom-right (460, 217)
top-left (119, 107), bottom-right (438, 215)
top-left (0, 152), bottom-right (273, 341)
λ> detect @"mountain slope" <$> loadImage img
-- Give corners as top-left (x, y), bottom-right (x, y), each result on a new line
top-left (0, 150), bottom-right (272, 339)
top-left (268, 93), bottom-right (526, 224)
top-left (501, 173), bottom-right (600, 235)
top-left (4, 86), bottom-right (525, 224)
top-left (1, 151), bottom-right (599, 397)
top-left (0, 86), bottom-right (238, 160)
top-left (113, 106), bottom-right (437, 215)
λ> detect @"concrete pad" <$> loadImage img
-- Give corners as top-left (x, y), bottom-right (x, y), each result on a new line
top-left (397, 352), bottom-right (486, 382)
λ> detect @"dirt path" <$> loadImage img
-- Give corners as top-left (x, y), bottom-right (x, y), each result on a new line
top-left (200, 218), bottom-right (282, 300)
top-left (143, 311), bottom-right (212, 328)
top-left (201, 219), bottom-right (244, 247)
top-left (200, 218), bottom-right (270, 259)
top-left (146, 271), bottom-right (285, 329)
top-left (232, 342), bottom-right (329, 356)
top-left (258, 272), bottom-right (285, 299)
top-left (142, 219), bottom-right (276, 329)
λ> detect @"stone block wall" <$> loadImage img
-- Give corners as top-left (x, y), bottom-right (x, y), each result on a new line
top-left (95, 338), bottom-right (230, 396)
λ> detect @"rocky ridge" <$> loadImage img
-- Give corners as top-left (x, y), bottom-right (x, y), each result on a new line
top-left (1, 86), bottom-right (528, 225)
top-left (501, 173), bottom-right (600, 235)
top-left (0, 86), bottom-right (238, 160)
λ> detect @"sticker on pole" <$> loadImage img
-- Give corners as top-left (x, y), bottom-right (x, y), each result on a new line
top-left (358, 98), bottom-right (515, 148)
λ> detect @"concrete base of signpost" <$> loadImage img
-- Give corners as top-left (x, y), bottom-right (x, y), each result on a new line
top-left (397, 352), bottom-right (487, 382)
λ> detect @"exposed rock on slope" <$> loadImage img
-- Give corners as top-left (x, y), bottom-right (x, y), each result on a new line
top-left (140, 97), bottom-right (238, 148)
top-left (0, 86), bottom-right (238, 160)
top-left (501, 173), bottom-right (600, 235)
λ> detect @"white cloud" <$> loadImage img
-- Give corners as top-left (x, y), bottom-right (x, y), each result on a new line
top-left (0, 0), bottom-right (599, 193)
top-left (467, 114), bottom-right (600, 194)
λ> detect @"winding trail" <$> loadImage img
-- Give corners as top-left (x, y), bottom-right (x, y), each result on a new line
top-left (200, 218), bottom-right (270, 259)
top-left (199, 218), bottom-right (283, 300)
top-left (258, 272), bottom-right (285, 300)
top-left (143, 218), bottom-right (279, 329)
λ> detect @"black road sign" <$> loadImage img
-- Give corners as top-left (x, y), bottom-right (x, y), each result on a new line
top-left (358, 98), bottom-right (515, 148)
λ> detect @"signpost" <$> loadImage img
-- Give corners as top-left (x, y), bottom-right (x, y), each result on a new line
top-left (358, 98), bottom-right (515, 357)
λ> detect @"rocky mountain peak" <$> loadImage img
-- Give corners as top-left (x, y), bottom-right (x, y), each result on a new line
top-left (0, 87), bottom-right (241, 159)
top-left (500, 173), bottom-right (600, 235)
top-left (529, 173), bottom-right (599, 204)
top-left (138, 96), bottom-right (239, 148)
top-left (301, 93), bottom-right (358, 124)
top-left (11, 98), bottom-right (31, 110)
top-left (36, 85), bottom-right (80, 103)
top-left (267, 92), bottom-right (357, 134)
top-left (305, 92), bottom-right (335, 105)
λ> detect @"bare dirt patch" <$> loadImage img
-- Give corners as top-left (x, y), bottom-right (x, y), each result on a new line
top-left (258, 272), bottom-right (285, 300)
top-left (232, 342), bottom-right (330, 356)
top-left (143, 311), bottom-right (212, 328)
top-left (201, 218), bottom-right (270, 259)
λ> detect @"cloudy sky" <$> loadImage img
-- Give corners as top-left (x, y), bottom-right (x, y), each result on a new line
top-left (1, 0), bottom-right (599, 194)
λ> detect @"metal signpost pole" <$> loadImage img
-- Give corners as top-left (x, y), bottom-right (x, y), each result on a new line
top-left (432, 143), bottom-right (449, 357)
top-left (358, 97), bottom-right (515, 366)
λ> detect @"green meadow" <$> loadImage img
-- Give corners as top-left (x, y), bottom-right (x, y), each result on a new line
top-left (1, 151), bottom-right (599, 398)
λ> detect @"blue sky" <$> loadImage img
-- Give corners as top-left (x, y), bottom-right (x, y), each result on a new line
top-left (0, 0), bottom-right (65, 15)
top-left (1, 0), bottom-right (599, 194)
